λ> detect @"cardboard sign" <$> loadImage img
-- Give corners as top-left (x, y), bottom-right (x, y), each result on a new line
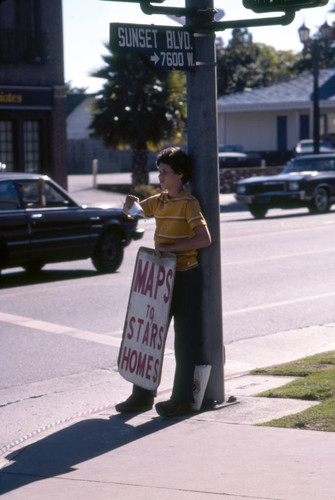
top-left (118, 247), bottom-right (176, 391)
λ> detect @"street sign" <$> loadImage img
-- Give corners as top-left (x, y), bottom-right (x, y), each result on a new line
top-left (243, 0), bottom-right (328, 12)
top-left (110, 23), bottom-right (196, 71)
top-left (118, 247), bottom-right (176, 391)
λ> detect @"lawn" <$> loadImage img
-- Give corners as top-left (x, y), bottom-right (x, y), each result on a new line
top-left (250, 351), bottom-right (335, 432)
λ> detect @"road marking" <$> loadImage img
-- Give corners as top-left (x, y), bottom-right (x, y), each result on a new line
top-left (225, 290), bottom-right (335, 316)
top-left (222, 247), bottom-right (335, 266)
top-left (72, 330), bottom-right (123, 347)
top-left (0, 311), bottom-right (122, 348)
top-left (0, 311), bottom-right (175, 355)
top-left (222, 221), bottom-right (335, 241)
top-left (0, 312), bottom-right (74, 334)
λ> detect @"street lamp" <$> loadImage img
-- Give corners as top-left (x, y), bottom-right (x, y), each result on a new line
top-left (298, 21), bottom-right (333, 154)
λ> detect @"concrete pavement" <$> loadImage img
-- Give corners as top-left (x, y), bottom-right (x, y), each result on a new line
top-left (1, 173), bottom-right (335, 499)
top-left (67, 172), bottom-right (243, 212)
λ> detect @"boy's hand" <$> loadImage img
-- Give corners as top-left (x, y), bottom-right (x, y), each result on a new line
top-left (155, 242), bottom-right (173, 259)
top-left (123, 195), bottom-right (139, 215)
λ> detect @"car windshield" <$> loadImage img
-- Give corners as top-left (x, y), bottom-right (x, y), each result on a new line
top-left (284, 158), bottom-right (335, 173)
top-left (219, 145), bottom-right (244, 153)
top-left (300, 141), bottom-right (332, 150)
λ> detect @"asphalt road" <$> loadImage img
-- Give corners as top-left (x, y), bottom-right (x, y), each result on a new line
top-left (1, 176), bottom-right (335, 453)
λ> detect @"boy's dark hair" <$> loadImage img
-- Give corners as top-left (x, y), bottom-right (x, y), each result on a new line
top-left (156, 147), bottom-right (192, 184)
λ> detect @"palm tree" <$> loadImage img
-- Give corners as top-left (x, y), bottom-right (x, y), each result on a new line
top-left (90, 47), bottom-right (187, 186)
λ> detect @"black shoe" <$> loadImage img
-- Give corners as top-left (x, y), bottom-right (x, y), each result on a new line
top-left (115, 394), bottom-right (154, 413)
top-left (155, 399), bottom-right (193, 418)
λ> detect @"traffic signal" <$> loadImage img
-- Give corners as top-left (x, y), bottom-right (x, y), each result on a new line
top-left (243, 0), bottom-right (328, 13)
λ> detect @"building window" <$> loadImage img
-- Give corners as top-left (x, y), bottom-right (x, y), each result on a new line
top-left (24, 120), bottom-right (41, 173)
top-left (0, 0), bottom-right (44, 63)
top-left (0, 120), bottom-right (14, 171)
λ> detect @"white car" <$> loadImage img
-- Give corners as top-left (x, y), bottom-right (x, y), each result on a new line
top-left (295, 139), bottom-right (334, 156)
top-left (218, 151), bottom-right (248, 168)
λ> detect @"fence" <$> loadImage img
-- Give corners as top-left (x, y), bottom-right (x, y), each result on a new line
top-left (220, 165), bottom-right (284, 193)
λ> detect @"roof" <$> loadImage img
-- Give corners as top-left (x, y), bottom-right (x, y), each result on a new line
top-left (66, 94), bottom-right (91, 116)
top-left (218, 68), bottom-right (335, 112)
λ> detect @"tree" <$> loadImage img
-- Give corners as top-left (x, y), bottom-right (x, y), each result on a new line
top-left (216, 28), bottom-right (299, 96)
top-left (90, 46), bottom-right (187, 186)
top-left (65, 82), bottom-right (88, 94)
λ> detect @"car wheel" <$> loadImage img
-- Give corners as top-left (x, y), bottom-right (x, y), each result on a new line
top-left (24, 262), bottom-right (45, 274)
top-left (92, 230), bottom-right (124, 273)
top-left (249, 204), bottom-right (268, 219)
top-left (309, 187), bottom-right (330, 214)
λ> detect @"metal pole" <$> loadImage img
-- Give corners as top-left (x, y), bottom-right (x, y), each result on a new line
top-left (186, 0), bottom-right (224, 405)
top-left (312, 41), bottom-right (320, 155)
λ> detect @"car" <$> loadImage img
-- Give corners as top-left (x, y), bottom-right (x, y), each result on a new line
top-left (0, 173), bottom-right (144, 274)
top-left (219, 144), bottom-right (245, 154)
top-left (235, 153), bottom-right (335, 219)
top-left (218, 151), bottom-right (249, 169)
top-left (294, 139), bottom-right (334, 156)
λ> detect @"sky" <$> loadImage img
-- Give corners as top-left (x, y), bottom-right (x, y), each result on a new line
top-left (63, 0), bottom-right (335, 92)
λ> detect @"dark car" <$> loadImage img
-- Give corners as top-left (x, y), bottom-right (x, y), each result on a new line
top-left (235, 154), bottom-right (335, 218)
top-left (0, 173), bottom-right (143, 274)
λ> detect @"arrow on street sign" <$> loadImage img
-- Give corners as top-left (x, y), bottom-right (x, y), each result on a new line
top-left (110, 23), bottom-right (196, 71)
top-left (150, 52), bottom-right (160, 65)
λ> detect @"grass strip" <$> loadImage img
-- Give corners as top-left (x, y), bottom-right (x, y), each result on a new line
top-left (250, 351), bottom-right (335, 432)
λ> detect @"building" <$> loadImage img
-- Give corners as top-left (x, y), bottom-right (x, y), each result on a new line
top-left (0, 0), bottom-right (67, 188)
top-left (217, 68), bottom-right (335, 162)
top-left (66, 68), bottom-right (335, 173)
top-left (66, 94), bottom-right (157, 175)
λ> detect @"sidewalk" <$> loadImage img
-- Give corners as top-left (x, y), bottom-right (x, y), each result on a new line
top-left (67, 172), bottom-right (243, 212)
top-left (1, 374), bottom-right (335, 500)
top-left (1, 174), bottom-right (335, 499)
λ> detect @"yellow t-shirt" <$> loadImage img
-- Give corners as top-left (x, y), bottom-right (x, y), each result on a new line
top-left (140, 190), bottom-right (207, 271)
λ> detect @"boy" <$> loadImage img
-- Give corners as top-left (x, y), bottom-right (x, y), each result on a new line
top-left (117, 147), bottom-right (211, 417)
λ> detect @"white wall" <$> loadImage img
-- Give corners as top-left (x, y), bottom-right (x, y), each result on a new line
top-left (67, 97), bottom-right (94, 140)
top-left (218, 105), bottom-right (335, 152)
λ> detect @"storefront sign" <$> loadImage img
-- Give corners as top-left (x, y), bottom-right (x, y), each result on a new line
top-left (118, 247), bottom-right (176, 391)
top-left (0, 86), bottom-right (53, 110)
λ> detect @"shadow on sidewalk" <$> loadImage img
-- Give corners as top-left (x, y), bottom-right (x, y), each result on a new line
top-left (0, 413), bottom-right (184, 495)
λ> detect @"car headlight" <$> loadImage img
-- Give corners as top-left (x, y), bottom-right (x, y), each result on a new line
top-left (236, 185), bottom-right (246, 194)
top-left (288, 181), bottom-right (300, 191)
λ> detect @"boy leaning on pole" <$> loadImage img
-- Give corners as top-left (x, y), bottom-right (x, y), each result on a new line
top-left (117, 147), bottom-right (211, 418)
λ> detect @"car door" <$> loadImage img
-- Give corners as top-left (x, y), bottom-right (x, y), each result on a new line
top-left (20, 179), bottom-right (92, 264)
top-left (0, 180), bottom-right (31, 268)
top-left (327, 158), bottom-right (335, 198)
top-left (313, 158), bottom-right (335, 198)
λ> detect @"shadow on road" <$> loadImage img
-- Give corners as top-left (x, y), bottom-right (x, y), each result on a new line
top-left (0, 268), bottom-right (112, 289)
top-left (220, 202), bottom-right (247, 213)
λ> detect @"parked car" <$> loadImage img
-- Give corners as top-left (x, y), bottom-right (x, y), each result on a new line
top-left (294, 139), bottom-right (334, 156)
top-left (219, 151), bottom-right (248, 168)
top-left (218, 145), bottom-right (261, 169)
top-left (235, 153), bottom-right (335, 218)
top-left (0, 173), bottom-right (143, 274)
top-left (219, 144), bottom-right (245, 154)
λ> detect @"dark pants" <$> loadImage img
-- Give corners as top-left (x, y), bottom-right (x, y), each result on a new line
top-left (133, 266), bottom-right (202, 403)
